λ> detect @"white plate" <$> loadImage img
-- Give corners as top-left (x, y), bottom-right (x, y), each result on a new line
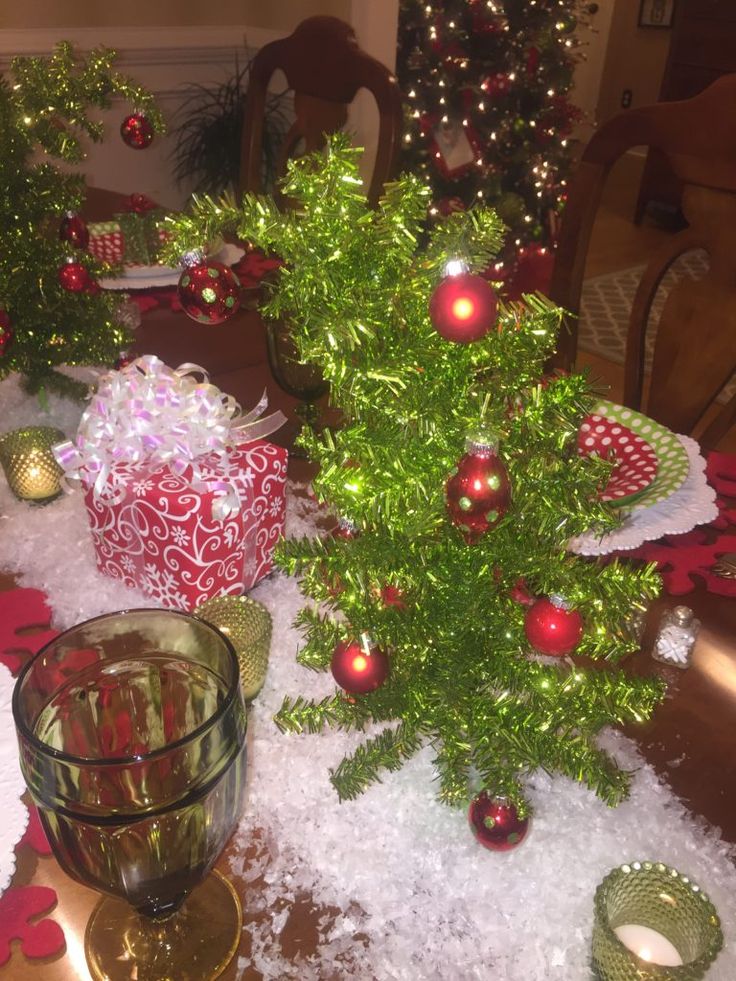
top-left (100, 243), bottom-right (244, 291)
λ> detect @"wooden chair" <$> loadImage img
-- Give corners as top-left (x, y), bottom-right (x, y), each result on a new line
top-left (549, 74), bottom-right (736, 447)
top-left (239, 16), bottom-right (403, 206)
top-left (238, 16), bottom-right (403, 427)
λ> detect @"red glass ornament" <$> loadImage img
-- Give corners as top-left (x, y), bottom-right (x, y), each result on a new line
top-left (380, 584), bottom-right (406, 611)
top-left (481, 73), bottom-right (511, 98)
top-left (468, 794), bottom-right (529, 852)
top-left (177, 259), bottom-right (241, 325)
top-left (0, 308), bottom-right (13, 357)
top-left (330, 637), bottom-right (389, 695)
top-left (526, 46), bottom-right (541, 75)
top-left (59, 211), bottom-right (89, 249)
top-left (524, 595), bottom-right (583, 656)
top-left (114, 351), bottom-right (135, 370)
top-left (509, 577), bottom-right (534, 607)
top-left (58, 258), bottom-right (90, 292)
top-left (429, 272), bottom-right (497, 343)
top-left (446, 437), bottom-right (511, 544)
top-left (434, 197), bottom-right (466, 217)
top-left (120, 112), bottom-right (154, 149)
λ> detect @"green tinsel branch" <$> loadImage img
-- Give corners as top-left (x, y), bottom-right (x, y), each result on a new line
top-left (329, 722), bottom-right (424, 802)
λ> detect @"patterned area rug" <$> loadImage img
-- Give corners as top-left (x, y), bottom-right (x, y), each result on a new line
top-left (578, 249), bottom-right (735, 404)
top-left (578, 249), bottom-right (709, 367)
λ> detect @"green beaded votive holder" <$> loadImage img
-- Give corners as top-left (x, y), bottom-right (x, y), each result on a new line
top-left (0, 426), bottom-right (65, 504)
top-left (592, 862), bottom-right (723, 980)
top-left (194, 595), bottom-right (272, 700)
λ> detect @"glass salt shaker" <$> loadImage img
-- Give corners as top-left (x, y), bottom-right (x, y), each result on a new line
top-left (652, 606), bottom-right (700, 669)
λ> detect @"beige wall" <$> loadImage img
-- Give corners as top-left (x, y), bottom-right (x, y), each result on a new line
top-left (596, 0), bottom-right (671, 125)
top-left (0, 0), bottom-right (350, 30)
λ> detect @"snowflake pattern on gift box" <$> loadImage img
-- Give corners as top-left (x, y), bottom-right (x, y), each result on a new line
top-left (120, 554), bottom-right (136, 574)
top-left (141, 563), bottom-right (189, 610)
top-left (268, 496), bottom-right (283, 518)
top-left (132, 477), bottom-right (155, 497)
top-left (170, 526), bottom-right (190, 548)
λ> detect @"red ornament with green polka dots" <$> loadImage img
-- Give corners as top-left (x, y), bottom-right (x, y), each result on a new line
top-left (177, 257), bottom-right (242, 325)
top-left (445, 434), bottom-right (511, 544)
top-left (468, 793), bottom-right (529, 851)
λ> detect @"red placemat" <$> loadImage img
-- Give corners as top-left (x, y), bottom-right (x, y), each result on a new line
top-left (621, 451), bottom-right (736, 596)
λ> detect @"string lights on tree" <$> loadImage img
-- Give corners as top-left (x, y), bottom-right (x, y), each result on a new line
top-left (397, 0), bottom-right (587, 292)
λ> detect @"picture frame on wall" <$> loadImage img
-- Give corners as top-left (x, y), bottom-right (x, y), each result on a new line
top-left (638, 0), bottom-right (675, 28)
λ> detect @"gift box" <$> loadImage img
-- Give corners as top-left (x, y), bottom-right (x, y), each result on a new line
top-left (88, 220), bottom-right (170, 265)
top-left (55, 356), bottom-right (287, 611)
top-left (88, 195), bottom-right (170, 266)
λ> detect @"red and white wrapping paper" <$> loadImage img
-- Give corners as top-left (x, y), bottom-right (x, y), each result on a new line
top-left (87, 221), bottom-right (170, 265)
top-left (82, 440), bottom-right (286, 609)
top-left (55, 356), bottom-right (287, 610)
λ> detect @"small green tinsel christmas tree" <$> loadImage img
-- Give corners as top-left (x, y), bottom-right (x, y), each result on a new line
top-left (164, 138), bottom-right (663, 815)
top-left (0, 42), bottom-right (163, 397)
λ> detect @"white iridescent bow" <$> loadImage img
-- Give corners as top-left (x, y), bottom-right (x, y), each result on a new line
top-left (54, 354), bottom-right (286, 520)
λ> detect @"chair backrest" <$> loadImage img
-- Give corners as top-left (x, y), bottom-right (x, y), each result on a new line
top-left (549, 74), bottom-right (736, 446)
top-left (239, 16), bottom-right (403, 208)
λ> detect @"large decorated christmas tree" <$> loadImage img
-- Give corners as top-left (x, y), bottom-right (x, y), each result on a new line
top-left (164, 139), bottom-right (662, 840)
top-left (397, 0), bottom-right (585, 285)
top-left (0, 42), bottom-right (163, 397)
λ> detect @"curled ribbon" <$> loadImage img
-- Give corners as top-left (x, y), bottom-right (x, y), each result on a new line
top-left (54, 355), bottom-right (286, 521)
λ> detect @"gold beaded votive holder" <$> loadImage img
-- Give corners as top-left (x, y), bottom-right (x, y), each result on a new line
top-left (592, 862), bottom-right (723, 980)
top-left (0, 426), bottom-right (65, 504)
top-left (194, 595), bottom-right (272, 700)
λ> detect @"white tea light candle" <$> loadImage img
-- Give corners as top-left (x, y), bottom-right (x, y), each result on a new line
top-left (614, 924), bottom-right (683, 967)
top-left (592, 862), bottom-right (722, 980)
top-left (22, 448), bottom-right (63, 500)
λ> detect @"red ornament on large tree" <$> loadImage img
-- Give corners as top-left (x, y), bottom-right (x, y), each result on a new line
top-left (58, 258), bottom-right (91, 292)
top-left (120, 112), bottom-right (154, 149)
top-left (331, 637), bottom-right (389, 695)
top-left (446, 435), bottom-right (511, 544)
top-left (468, 793), bottom-right (529, 851)
top-left (0, 308), bottom-right (13, 358)
top-left (59, 211), bottom-right (89, 249)
top-left (524, 594), bottom-right (583, 656)
top-left (177, 256), bottom-right (241, 325)
top-left (429, 270), bottom-right (497, 343)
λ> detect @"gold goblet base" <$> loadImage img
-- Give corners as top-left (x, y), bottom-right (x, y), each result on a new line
top-left (85, 870), bottom-right (242, 981)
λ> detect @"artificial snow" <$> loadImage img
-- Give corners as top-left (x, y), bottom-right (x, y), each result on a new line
top-left (1, 373), bottom-right (735, 980)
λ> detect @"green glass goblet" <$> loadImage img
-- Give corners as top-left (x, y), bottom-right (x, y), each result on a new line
top-left (13, 608), bottom-right (248, 981)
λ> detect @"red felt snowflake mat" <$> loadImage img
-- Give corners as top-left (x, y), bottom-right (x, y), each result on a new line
top-left (0, 587), bottom-right (58, 675)
top-left (0, 886), bottom-right (65, 964)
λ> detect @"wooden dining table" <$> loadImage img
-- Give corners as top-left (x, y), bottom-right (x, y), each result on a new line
top-left (4, 557), bottom-right (736, 979)
top-left (2, 189), bottom-right (736, 977)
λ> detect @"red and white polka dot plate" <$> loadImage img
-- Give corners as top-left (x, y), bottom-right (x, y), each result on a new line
top-left (577, 413), bottom-right (658, 504)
